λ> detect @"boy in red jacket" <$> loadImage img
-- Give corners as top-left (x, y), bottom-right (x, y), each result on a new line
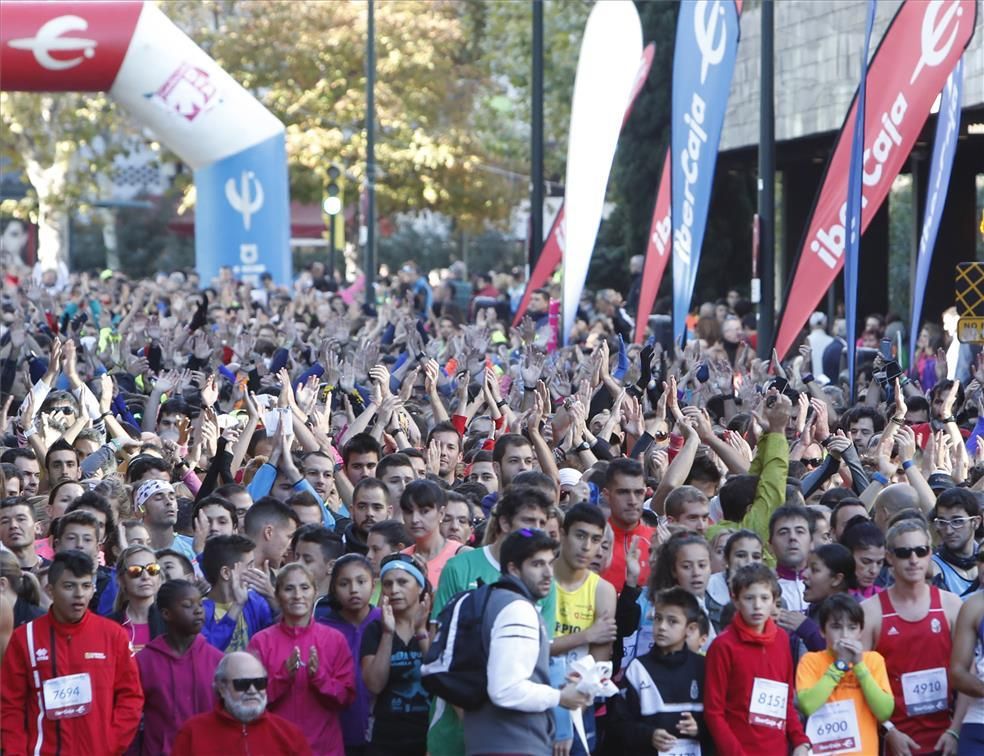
top-left (1, 550), bottom-right (144, 755)
top-left (704, 563), bottom-right (813, 756)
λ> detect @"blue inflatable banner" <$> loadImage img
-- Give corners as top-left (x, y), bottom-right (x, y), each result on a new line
top-left (909, 59), bottom-right (964, 370)
top-left (671, 0), bottom-right (740, 342)
top-left (194, 132), bottom-right (291, 287)
top-left (844, 0), bottom-right (876, 401)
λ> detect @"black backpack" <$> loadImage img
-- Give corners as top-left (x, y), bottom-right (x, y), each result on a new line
top-left (420, 578), bottom-right (525, 710)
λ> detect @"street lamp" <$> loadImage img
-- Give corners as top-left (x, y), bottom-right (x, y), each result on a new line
top-left (323, 164), bottom-right (342, 278)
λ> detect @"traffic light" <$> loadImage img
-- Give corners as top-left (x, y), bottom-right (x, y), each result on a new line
top-left (323, 164), bottom-right (342, 217)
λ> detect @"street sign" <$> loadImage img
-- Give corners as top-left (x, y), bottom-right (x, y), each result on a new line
top-left (957, 317), bottom-right (984, 344)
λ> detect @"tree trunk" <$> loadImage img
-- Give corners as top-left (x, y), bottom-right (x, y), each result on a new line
top-left (24, 159), bottom-right (70, 271)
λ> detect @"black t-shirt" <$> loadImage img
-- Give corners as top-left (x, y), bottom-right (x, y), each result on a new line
top-left (359, 619), bottom-right (429, 748)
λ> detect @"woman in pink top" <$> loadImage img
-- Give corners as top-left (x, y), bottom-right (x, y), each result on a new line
top-left (399, 479), bottom-right (470, 588)
top-left (248, 562), bottom-right (356, 756)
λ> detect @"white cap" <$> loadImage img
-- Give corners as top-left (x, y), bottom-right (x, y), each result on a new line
top-left (558, 468), bottom-right (582, 488)
top-left (809, 312), bottom-right (827, 327)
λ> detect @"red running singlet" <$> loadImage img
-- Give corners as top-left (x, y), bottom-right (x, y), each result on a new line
top-left (877, 587), bottom-right (952, 754)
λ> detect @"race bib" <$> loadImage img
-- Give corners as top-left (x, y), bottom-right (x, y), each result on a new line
top-left (42, 673), bottom-right (92, 720)
top-left (806, 699), bottom-right (862, 754)
top-left (748, 677), bottom-right (788, 730)
top-left (663, 738), bottom-right (701, 756)
top-left (900, 666), bottom-right (948, 716)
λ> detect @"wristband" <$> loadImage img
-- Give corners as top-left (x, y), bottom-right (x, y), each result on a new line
top-left (882, 721), bottom-right (896, 732)
top-left (891, 416), bottom-right (905, 426)
top-left (98, 411), bottom-right (112, 421)
top-left (871, 472), bottom-right (889, 486)
top-left (801, 373), bottom-right (815, 385)
top-left (902, 459), bottom-right (914, 471)
top-left (496, 399), bottom-right (507, 408)
top-left (945, 729), bottom-right (960, 741)
top-left (942, 416), bottom-right (957, 424)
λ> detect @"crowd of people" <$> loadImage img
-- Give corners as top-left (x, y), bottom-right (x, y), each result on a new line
top-left (0, 257), bottom-right (982, 756)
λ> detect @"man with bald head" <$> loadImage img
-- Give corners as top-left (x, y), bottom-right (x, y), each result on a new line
top-left (173, 652), bottom-right (311, 755)
top-left (872, 484), bottom-right (921, 531)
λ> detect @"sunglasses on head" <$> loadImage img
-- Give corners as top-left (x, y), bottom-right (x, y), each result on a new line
top-left (230, 676), bottom-right (268, 692)
top-left (891, 545), bottom-right (930, 559)
top-left (125, 563), bottom-right (162, 578)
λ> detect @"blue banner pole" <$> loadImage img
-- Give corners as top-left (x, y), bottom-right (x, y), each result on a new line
top-left (844, 0), bottom-right (876, 402)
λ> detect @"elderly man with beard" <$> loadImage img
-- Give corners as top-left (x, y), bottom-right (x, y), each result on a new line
top-left (172, 652), bottom-right (311, 756)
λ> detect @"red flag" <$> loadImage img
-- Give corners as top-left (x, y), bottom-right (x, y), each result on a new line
top-left (634, 149), bottom-right (671, 343)
top-left (774, 0), bottom-right (977, 359)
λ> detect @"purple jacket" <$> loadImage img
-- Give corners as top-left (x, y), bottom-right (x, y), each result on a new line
top-left (135, 634), bottom-right (223, 755)
top-left (315, 601), bottom-right (382, 748)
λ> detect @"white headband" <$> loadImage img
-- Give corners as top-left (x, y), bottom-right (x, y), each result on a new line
top-left (134, 479), bottom-right (174, 511)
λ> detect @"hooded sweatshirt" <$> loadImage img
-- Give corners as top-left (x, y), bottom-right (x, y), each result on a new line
top-left (704, 613), bottom-right (810, 755)
top-left (173, 703), bottom-right (313, 756)
top-left (247, 619), bottom-right (356, 756)
top-left (135, 634), bottom-right (223, 756)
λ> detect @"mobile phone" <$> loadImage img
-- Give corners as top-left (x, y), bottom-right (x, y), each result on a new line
top-left (147, 343), bottom-right (163, 374)
top-left (880, 338), bottom-right (893, 360)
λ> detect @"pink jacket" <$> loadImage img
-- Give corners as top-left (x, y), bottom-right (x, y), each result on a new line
top-left (247, 619), bottom-right (356, 756)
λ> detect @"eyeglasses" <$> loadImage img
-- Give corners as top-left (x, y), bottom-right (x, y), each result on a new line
top-left (125, 563), bottom-right (162, 578)
top-left (934, 517), bottom-right (977, 531)
top-left (46, 406), bottom-right (74, 416)
top-left (891, 546), bottom-right (931, 559)
top-left (229, 677), bottom-right (268, 692)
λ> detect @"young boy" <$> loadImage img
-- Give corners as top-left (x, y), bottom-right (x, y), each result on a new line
top-left (136, 579), bottom-right (224, 755)
top-left (704, 563), bottom-right (812, 755)
top-left (796, 593), bottom-right (893, 756)
top-left (609, 587), bottom-right (709, 754)
top-left (200, 534), bottom-right (274, 652)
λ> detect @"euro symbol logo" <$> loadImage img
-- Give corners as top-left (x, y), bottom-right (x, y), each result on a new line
top-left (9, 15), bottom-right (97, 71)
top-left (225, 171), bottom-right (264, 232)
top-left (694, 0), bottom-right (727, 85)
top-left (910, 0), bottom-right (964, 85)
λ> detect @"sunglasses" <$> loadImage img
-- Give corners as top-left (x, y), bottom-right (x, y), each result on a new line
top-left (46, 406), bottom-right (75, 416)
top-left (891, 546), bottom-right (930, 559)
top-left (801, 457), bottom-right (824, 467)
top-left (230, 677), bottom-right (268, 692)
top-left (125, 563), bottom-right (162, 578)
top-left (653, 431), bottom-right (669, 441)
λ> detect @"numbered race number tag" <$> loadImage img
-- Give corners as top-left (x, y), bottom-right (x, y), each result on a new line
top-left (900, 667), bottom-right (948, 716)
top-left (42, 673), bottom-right (92, 720)
top-left (748, 677), bottom-right (788, 730)
top-left (663, 738), bottom-right (701, 756)
top-left (806, 699), bottom-right (862, 754)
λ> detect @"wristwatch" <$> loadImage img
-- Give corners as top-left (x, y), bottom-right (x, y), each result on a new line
top-left (834, 660), bottom-right (852, 672)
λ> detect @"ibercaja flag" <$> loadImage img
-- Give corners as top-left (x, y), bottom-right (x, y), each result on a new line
top-left (671, 0), bottom-right (742, 344)
top-left (774, 0), bottom-right (978, 359)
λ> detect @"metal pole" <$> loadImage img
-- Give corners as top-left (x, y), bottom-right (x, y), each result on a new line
top-left (757, 0), bottom-right (776, 358)
top-left (531, 0), bottom-right (544, 269)
top-left (365, 0), bottom-right (376, 305)
top-left (329, 213), bottom-right (337, 281)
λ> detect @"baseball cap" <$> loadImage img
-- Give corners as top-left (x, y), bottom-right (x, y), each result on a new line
top-left (809, 312), bottom-right (827, 327)
top-left (927, 473), bottom-right (956, 493)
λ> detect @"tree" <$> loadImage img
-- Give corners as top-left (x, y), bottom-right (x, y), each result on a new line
top-left (0, 91), bottom-right (130, 269)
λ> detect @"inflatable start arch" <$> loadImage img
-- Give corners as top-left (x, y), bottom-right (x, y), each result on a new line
top-left (0, 1), bottom-right (291, 285)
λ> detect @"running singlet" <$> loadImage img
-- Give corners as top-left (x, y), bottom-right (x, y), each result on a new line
top-left (555, 571), bottom-right (599, 664)
top-left (877, 587), bottom-right (952, 753)
top-left (963, 614), bottom-right (984, 726)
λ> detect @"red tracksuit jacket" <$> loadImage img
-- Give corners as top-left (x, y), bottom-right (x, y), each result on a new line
top-left (1, 610), bottom-right (143, 755)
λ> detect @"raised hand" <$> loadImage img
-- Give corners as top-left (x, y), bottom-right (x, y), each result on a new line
top-left (307, 645), bottom-right (319, 677)
top-left (379, 595), bottom-right (396, 634)
top-left (286, 646), bottom-right (303, 678)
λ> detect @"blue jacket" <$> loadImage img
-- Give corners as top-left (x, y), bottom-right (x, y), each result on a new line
top-left (202, 591), bottom-right (274, 651)
top-left (247, 462), bottom-right (337, 529)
